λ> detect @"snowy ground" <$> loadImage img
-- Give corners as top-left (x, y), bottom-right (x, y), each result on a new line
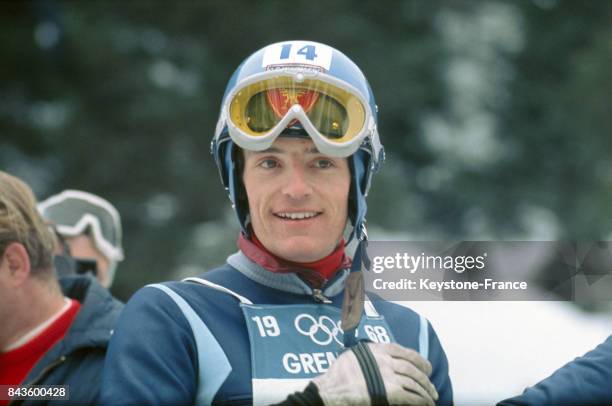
top-left (398, 301), bottom-right (612, 406)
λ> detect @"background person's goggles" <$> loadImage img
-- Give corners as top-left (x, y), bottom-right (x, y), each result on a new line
top-left (225, 74), bottom-right (373, 157)
top-left (38, 191), bottom-right (124, 262)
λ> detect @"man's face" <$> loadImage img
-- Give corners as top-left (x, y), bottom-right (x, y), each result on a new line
top-left (242, 138), bottom-right (350, 263)
top-left (64, 234), bottom-right (110, 287)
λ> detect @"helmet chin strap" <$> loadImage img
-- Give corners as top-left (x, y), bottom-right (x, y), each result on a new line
top-left (341, 223), bottom-right (371, 348)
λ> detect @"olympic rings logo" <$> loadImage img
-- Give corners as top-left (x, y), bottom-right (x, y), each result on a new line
top-left (294, 314), bottom-right (343, 346)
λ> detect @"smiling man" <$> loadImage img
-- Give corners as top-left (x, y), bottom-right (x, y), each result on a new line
top-left (242, 140), bottom-right (350, 264)
top-left (101, 40), bottom-right (452, 405)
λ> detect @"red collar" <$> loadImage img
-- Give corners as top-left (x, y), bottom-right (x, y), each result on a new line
top-left (0, 299), bottom-right (80, 392)
top-left (237, 233), bottom-right (351, 288)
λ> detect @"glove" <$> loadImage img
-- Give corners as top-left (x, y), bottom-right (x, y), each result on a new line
top-left (313, 342), bottom-right (438, 406)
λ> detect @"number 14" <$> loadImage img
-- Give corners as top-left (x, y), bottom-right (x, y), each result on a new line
top-left (280, 44), bottom-right (318, 61)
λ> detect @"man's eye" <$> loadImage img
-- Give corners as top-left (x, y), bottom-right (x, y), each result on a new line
top-left (260, 159), bottom-right (279, 169)
top-left (315, 159), bottom-right (333, 169)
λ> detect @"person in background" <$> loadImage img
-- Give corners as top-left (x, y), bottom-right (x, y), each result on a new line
top-left (0, 171), bottom-right (123, 406)
top-left (101, 40), bottom-right (452, 405)
top-left (38, 190), bottom-right (124, 288)
top-left (498, 335), bottom-right (612, 405)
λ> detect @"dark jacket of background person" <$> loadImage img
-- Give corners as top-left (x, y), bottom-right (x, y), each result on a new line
top-left (498, 335), bottom-right (612, 406)
top-left (11, 275), bottom-right (123, 406)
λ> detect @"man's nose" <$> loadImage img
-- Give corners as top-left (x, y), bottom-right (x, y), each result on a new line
top-left (281, 164), bottom-right (313, 200)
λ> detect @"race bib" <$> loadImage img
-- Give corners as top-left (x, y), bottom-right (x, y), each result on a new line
top-left (241, 303), bottom-right (394, 404)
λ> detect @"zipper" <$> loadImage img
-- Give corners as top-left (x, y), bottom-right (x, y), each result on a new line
top-left (27, 355), bottom-right (67, 386)
top-left (312, 288), bottom-right (332, 303)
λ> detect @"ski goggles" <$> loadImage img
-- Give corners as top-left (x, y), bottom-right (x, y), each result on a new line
top-left (38, 190), bottom-right (124, 262)
top-left (222, 71), bottom-right (375, 157)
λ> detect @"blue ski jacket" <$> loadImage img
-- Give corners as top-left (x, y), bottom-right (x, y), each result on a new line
top-left (101, 252), bottom-right (453, 405)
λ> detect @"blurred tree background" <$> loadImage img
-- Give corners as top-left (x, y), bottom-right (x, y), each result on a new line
top-left (1, 0), bottom-right (611, 303)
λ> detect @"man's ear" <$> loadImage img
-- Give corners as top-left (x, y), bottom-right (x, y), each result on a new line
top-left (1, 242), bottom-right (31, 286)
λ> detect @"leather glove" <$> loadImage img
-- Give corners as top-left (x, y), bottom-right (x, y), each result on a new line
top-left (313, 342), bottom-right (438, 406)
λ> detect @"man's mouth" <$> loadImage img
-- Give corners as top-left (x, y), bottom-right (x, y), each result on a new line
top-left (274, 211), bottom-right (322, 220)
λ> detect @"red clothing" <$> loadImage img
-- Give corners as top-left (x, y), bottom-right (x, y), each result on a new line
top-left (0, 299), bottom-right (80, 404)
top-left (238, 233), bottom-right (351, 288)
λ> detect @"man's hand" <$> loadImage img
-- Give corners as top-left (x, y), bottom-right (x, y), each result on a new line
top-left (313, 342), bottom-right (439, 406)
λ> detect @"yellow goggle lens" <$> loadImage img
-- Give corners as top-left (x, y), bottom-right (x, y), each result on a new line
top-left (229, 77), bottom-right (366, 143)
